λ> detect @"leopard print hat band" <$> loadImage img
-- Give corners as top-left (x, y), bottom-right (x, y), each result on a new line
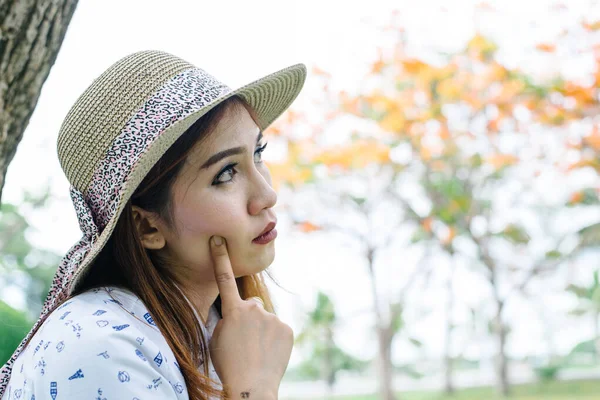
top-left (0, 50), bottom-right (306, 396)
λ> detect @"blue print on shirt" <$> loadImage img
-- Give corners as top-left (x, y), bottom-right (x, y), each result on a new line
top-left (57, 301), bottom-right (72, 310)
top-left (135, 349), bottom-right (147, 361)
top-left (50, 381), bottom-right (57, 400)
top-left (144, 313), bottom-right (156, 326)
top-left (97, 351), bottom-right (110, 359)
top-left (147, 377), bottom-right (162, 390)
top-left (56, 341), bottom-right (65, 352)
top-left (143, 312), bottom-right (156, 326)
top-left (136, 337), bottom-right (144, 346)
top-left (13, 388), bottom-right (21, 399)
top-left (68, 369), bottom-right (85, 380)
top-left (93, 309), bottom-right (107, 316)
top-left (59, 311), bottom-right (71, 320)
top-left (96, 320), bottom-right (109, 327)
top-left (71, 322), bottom-right (83, 338)
top-left (34, 340), bottom-right (43, 354)
top-left (173, 382), bottom-right (184, 394)
top-left (154, 352), bottom-right (163, 367)
top-left (95, 388), bottom-right (107, 400)
top-left (112, 324), bottom-right (130, 331)
top-left (118, 371), bottom-right (130, 383)
top-left (35, 358), bottom-right (46, 376)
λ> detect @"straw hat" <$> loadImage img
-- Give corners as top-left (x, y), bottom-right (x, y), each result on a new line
top-left (0, 50), bottom-right (306, 394)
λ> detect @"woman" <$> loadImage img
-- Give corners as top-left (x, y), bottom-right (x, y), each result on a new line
top-left (0, 50), bottom-right (306, 399)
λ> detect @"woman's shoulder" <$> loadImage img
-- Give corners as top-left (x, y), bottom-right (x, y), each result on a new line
top-left (29, 286), bottom-right (172, 360)
top-left (4, 287), bottom-right (188, 399)
top-left (36, 286), bottom-right (161, 344)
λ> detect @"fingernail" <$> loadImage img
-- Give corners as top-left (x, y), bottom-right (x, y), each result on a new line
top-left (212, 236), bottom-right (223, 246)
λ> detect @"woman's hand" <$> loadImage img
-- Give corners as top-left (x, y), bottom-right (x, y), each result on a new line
top-left (208, 236), bottom-right (293, 399)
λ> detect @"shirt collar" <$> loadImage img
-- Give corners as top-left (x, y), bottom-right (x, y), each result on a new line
top-left (103, 285), bottom-right (219, 334)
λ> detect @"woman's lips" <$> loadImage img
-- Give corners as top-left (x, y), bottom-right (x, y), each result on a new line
top-left (252, 227), bottom-right (277, 244)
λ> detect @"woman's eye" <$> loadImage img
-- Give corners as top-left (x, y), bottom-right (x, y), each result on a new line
top-left (213, 142), bottom-right (268, 186)
top-left (254, 142), bottom-right (268, 163)
top-left (213, 163), bottom-right (238, 185)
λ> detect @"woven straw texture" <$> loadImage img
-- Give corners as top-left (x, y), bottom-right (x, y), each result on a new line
top-left (57, 51), bottom-right (195, 194)
top-left (55, 50), bottom-right (306, 291)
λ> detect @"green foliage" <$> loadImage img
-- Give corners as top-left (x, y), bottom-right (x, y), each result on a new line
top-left (294, 291), bottom-right (368, 385)
top-left (566, 270), bottom-right (600, 311)
top-left (496, 223), bottom-right (531, 245)
top-left (533, 363), bottom-right (563, 383)
top-left (390, 302), bottom-right (405, 334)
top-left (286, 346), bottom-right (370, 381)
top-left (330, 379), bottom-right (600, 400)
top-left (568, 339), bottom-right (596, 357)
top-left (394, 363), bottom-right (424, 379)
top-left (309, 292), bottom-right (336, 327)
top-left (577, 222), bottom-right (600, 247)
top-left (425, 175), bottom-right (471, 226)
top-left (454, 356), bottom-right (480, 370)
top-left (410, 228), bottom-right (430, 244)
top-left (0, 203), bottom-right (31, 266)
top-left (0, 190), bottom-right (60, 317)
top-left (545, 250), bottom-right (562, 259)
top-left (568, 189), bottom-right (600, 207)
top-left (0, 300), bottom-right (33, 365)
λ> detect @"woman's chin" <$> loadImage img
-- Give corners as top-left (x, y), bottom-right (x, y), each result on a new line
top-left (235, 248), bottom-right (275, 277)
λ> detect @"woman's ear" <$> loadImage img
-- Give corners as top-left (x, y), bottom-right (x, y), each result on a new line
top-left (131, 205), bottom-right (166, 250)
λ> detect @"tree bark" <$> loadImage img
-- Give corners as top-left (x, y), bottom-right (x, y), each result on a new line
top-left (0, 0), bottom-right (78, 202)
top-left (495, 301), bottom-right (510, 397)
top-left (594, 311), bottom-right (599, 363)
top-left (443, 252), bottom-right (456, 395)
top-left (377, 324), bottom-right (397, 400)
top-left (366, 247), bottom-right (397, 400)
top-left (324, 326), bottom-right (335, 398)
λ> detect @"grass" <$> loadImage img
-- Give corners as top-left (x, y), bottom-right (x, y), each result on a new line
top-left (311, 379), bottom-right (600, 400)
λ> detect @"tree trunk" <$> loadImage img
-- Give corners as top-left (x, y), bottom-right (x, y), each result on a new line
top-left (0, 0), bottom-right (78, 202)
top-left (324, 326), bottom-right (335, 398)
top-left (495, 301), bottom-right (510, 397)
top-left (594, 311), bottom-right (599, 363)
top-left (377, 324), bottom-right (397, 400)
top-left (366, 247), bottom-right (397, 400)
top-left (443, 253), bottom-right (456, 395)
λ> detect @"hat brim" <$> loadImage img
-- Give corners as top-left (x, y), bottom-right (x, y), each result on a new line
top-left (68, 63), bottom-right (307, 293)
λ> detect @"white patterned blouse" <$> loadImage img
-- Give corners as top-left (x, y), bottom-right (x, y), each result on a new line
top-left (1, 286), bottom-right (222, 400)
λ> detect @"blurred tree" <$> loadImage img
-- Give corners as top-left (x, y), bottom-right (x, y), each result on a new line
top-left (293, 292), bottom-right (369, 397)
top-left (267, 7), bottom-right (600, 398)
top-left (0, 188), bottom-right (60, 319)
top-left (0, 0), bottom-right (79, 202)
top-left (0, 300), bottom-right (32, 365)
top-left (267, 138), bottom-right (427, 400)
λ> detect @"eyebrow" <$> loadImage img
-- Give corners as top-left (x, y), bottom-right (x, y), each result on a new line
top-left (200, 131), bottom-right (263, 170)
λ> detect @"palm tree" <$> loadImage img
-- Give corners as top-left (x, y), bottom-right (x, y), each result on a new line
top-left (294, 291), bottom-right (368, 398)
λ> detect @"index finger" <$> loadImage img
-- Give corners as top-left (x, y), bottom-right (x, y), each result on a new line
top-left (210, 235), bottom-right (242, 314)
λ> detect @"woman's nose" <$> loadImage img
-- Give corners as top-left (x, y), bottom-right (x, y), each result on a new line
top-left (248, 168), bottom-right (277, 216)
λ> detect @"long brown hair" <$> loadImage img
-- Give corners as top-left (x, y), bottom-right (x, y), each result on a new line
top-left (22, 95), bottom-right (277, 400)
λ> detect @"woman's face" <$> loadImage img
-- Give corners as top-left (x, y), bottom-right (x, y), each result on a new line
top-left (157, 103), bottom-right (278, 281)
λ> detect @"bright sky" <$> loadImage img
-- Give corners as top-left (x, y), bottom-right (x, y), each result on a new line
top-left (3, 0), bottom-right (599, 373)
